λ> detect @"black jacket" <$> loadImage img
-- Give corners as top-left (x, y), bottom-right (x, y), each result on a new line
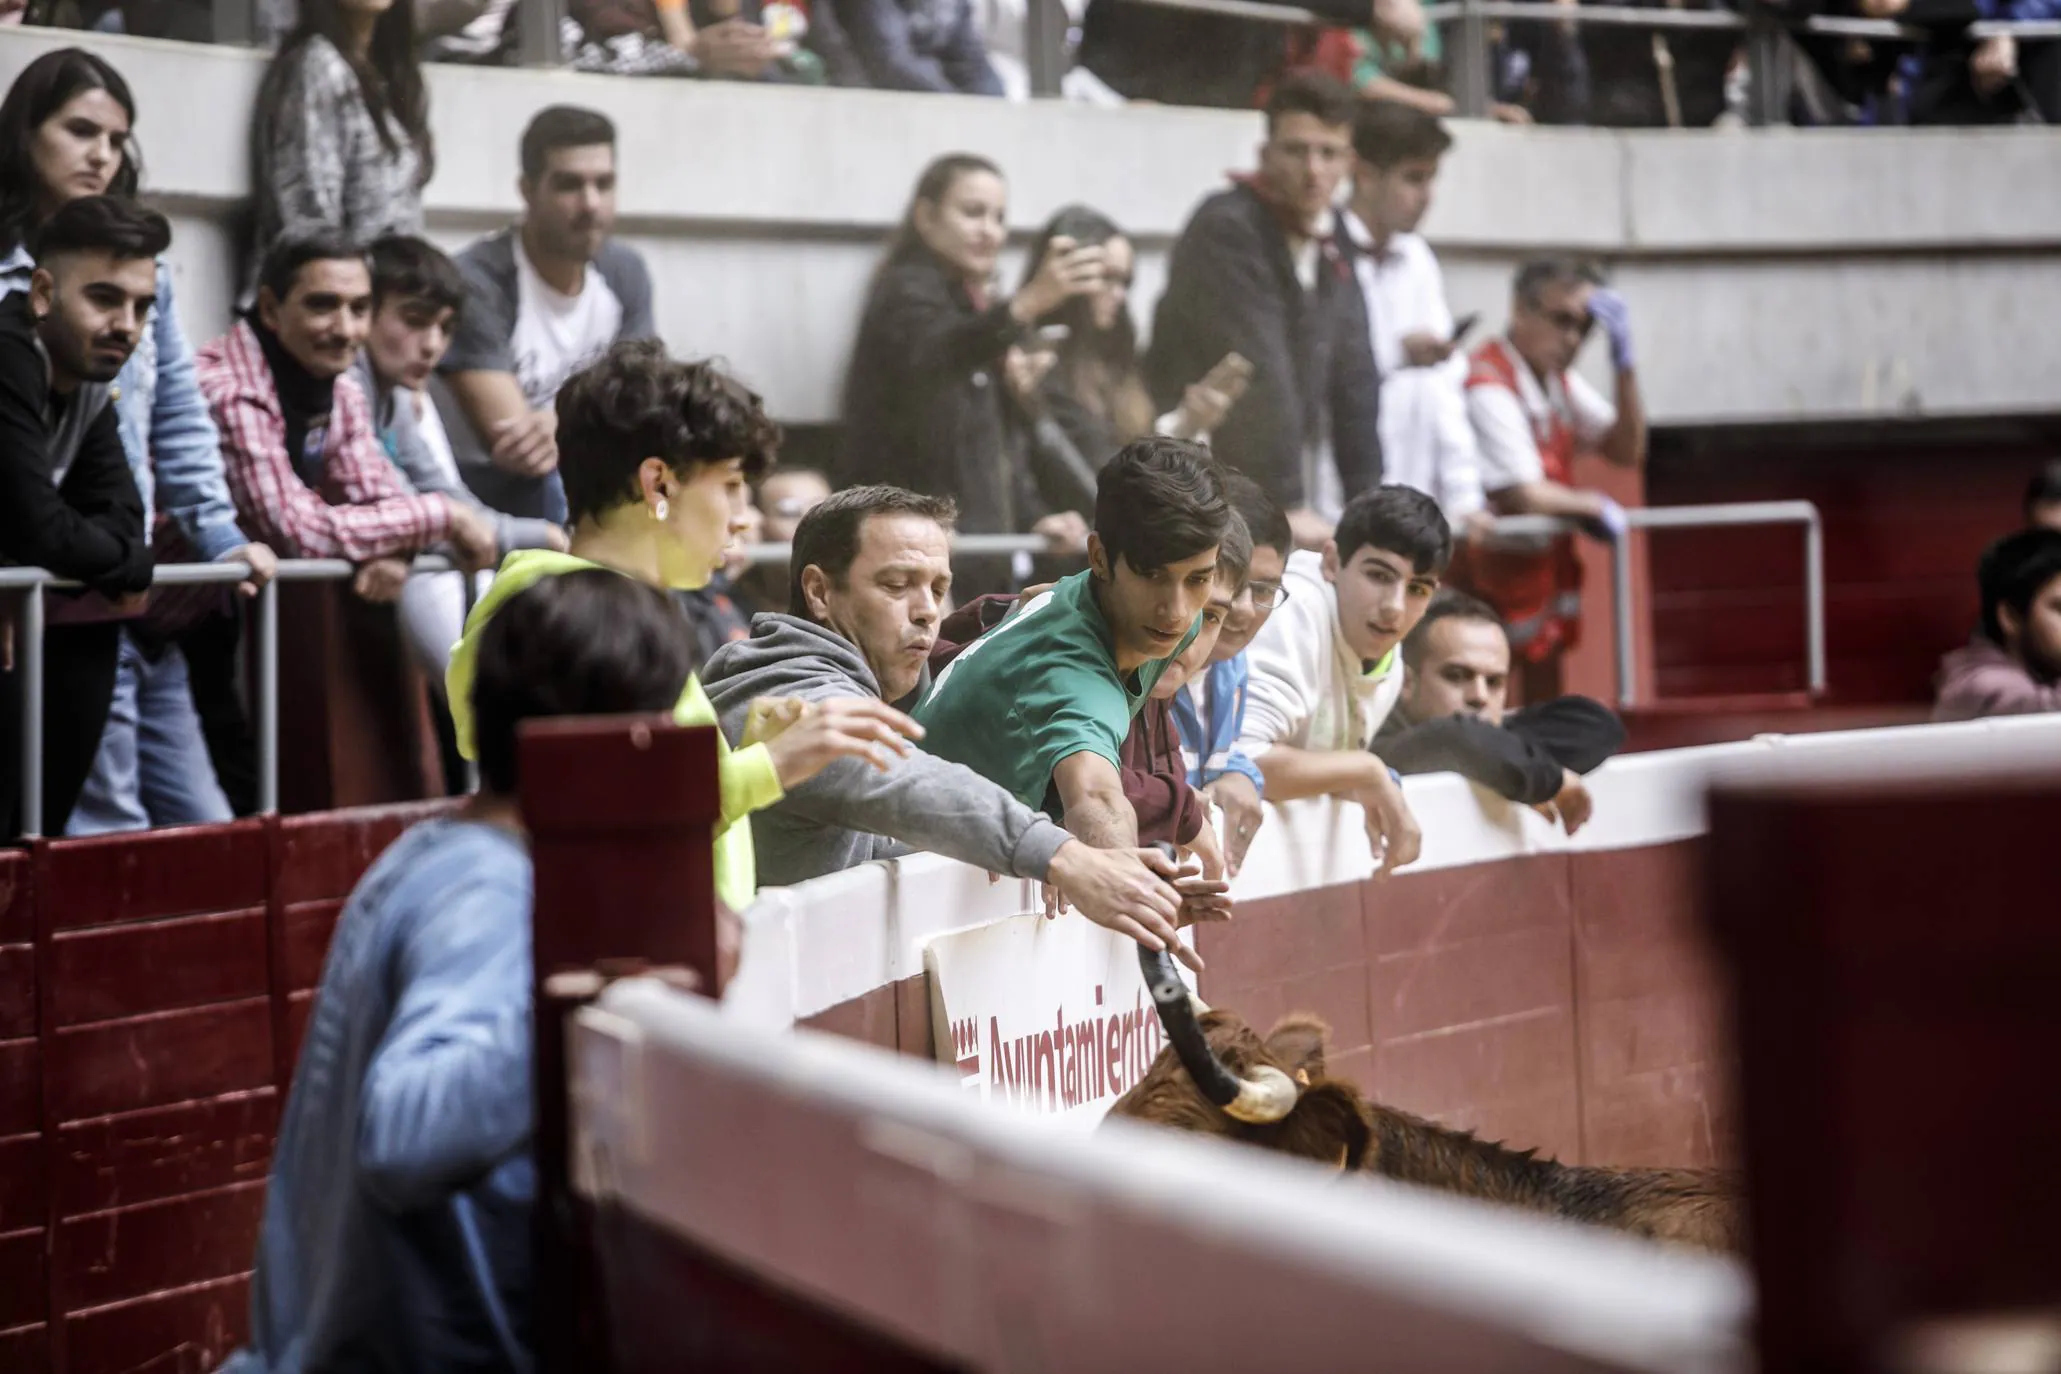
top-left (0, 294), bottom-right (151, 596)
top-left (839, 249), bottom-right (1064, 536)
top-left (1373, 696), bottom-right (1626, 806)
top-left (1147, 183), bottom-right (1381, 512)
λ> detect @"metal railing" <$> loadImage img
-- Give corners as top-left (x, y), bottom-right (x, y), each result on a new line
top-left (0, 501), bottom-right (1819, 833)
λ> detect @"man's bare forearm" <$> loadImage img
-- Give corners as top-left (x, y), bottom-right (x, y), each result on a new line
top-left (1063, 787), bottom-right (1140, 849)
top-left (1603, 369), bottom-right (1647, 469)
top-left (1254, 745), bottom-right (1380, 803)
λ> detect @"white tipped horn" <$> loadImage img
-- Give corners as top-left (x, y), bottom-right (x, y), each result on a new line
top-left (1222, 1064), bottom-right (1301, 1124)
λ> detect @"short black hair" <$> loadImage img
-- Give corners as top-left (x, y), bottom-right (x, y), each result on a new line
top-left (368, 233), bottom-right (466, 316)
top-left (29, 195), bottom-right (170, 265)
top-left (1334, 484), bottom-right (1452, 575)
top-left (1977, 526), bottom-right (2061, 647)
top-left (555, 341), bottom-right (781, 526)
top-left (1222, 470), bottom-right (1292, 558)
top-left (788, 484), bottom-right (959, 616)
top-left (257, 229), bottom-right (365, 305)
top-left (1514, 257), bottom-right (1606, 305)
top-left (1265, 71), bottom-right (1355, 135)
top-left (1353, 99), bottom-right (1454, 169)
top-left (1215, 511), bottom-right (1253, 593)
top-left (1402, 588), bottom-right (1504, 668)
top-left (2023, 460), bottom-right (2061, 520)
top-left (1094, 436), bottom-right (1230, 576)
top-left (471, 568), bottom-right (698, 795)
top-left (521, 105), bottom-right (616, 182)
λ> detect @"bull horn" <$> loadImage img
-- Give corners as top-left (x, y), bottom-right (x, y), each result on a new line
top-left (1138, 945), bottom-right (1300, 1125)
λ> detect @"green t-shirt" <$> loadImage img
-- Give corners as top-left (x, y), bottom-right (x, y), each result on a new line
top-left (915, 571), bottom-right (1196, 813)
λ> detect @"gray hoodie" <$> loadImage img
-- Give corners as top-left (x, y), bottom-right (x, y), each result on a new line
top-left (702, 613), bottom-right (1073, 888)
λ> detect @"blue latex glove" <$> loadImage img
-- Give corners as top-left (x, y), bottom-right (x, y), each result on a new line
top-left (1584, 495), bottom-right (1630, 542)
top-left (1588, 286), bottom-right (1635, 372)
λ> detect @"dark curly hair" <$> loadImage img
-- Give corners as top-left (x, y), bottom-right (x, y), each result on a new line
top-left (555, 340), bottom-right (782, 526)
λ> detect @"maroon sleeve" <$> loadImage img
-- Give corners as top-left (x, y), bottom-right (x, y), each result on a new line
top-left (1120, 698), bottom-right (1206, 847)
top-left (929, 594), bottom-right (1021, 673)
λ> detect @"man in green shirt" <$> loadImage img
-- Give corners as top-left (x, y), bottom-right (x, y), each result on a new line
top-left (917, 438), bottom-right (1230, 886)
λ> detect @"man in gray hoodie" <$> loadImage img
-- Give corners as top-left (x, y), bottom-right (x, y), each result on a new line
top-left (702, 484), bottom-right (1216, 967)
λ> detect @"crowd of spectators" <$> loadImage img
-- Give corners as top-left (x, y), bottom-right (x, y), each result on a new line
top-left (6, 0), bottom-right (2051, 125)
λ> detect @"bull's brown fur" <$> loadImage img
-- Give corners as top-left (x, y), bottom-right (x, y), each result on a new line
top-left (1107, 1010), bottom-right (1741, 1253)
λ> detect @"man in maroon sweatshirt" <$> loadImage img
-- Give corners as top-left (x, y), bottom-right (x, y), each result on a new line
top-left (1934, 526), bottom-right (2061, 722)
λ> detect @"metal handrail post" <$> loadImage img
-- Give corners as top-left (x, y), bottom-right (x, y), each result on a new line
top-left (1804, 509), bottom-right (1827, 696)
top-left (18, 584), bottom-right (43, 838)
top-left (258, 576), bottom-right (280, 815)
top-left (1026, 0), bottom-right (1070, 96)
top-left (1611, 534), bottom-right (1636, 708)
top-left (517, 0), bottom-right (567, 67)
top-left (1453, 0), bottom-right (1492, 118)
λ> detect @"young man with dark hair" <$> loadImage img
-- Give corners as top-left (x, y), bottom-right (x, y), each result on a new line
top-left (198, 233), bottom-right (500, 601)
top-left (1456, 254), bottom-right (1648, 701)
top-left (700, 484), bottom-right (1201, 957)
top-left (1148, 73), bottom-right (1382, 550)
top-left (0, 195), bottom-right (164, 836)
top-left (916, 438), bottom-right (1234, 932)
top-left (435, 105), bottom-right (657, 524)
top-left (227, 568), bottom-right (699, 1374)
top-left (1342, 101), bottom-right (1488, 534)
top-left (1376, 589), bottom-right (1625, 835)
top-left (1171, 471), bottom-right (1288, 872)
top-left (359, 235), bottom-right (565, 678)
top-left (1934, 527), bottom-right (2061, 721)
top-left (1239, 483), bottom-right (1451, 872)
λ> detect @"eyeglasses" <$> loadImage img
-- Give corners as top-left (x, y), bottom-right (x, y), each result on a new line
top-left (1248, 581), bottom-right (1290, 611)
top-left (1539, 307), bottom-right (1594, 339)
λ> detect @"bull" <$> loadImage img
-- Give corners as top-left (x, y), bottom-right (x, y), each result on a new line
top-left (1109, 949), bottom-right (1741, 1253)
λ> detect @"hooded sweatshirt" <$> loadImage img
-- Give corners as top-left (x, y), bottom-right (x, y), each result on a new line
top-left (701, 613), bottom-right (1072, 887)
top-left (445, 549), bottom-right (782, 912)
top-left (1933, 637), bottom-right (2061, 722)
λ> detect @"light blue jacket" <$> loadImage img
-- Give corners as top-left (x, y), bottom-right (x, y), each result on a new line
top-left (1169, 652), bottom-right (1267, 797)
top-left (0, 250), bottom-right (250, 562)
top-left (224, 817), bottom-right (535, 1374)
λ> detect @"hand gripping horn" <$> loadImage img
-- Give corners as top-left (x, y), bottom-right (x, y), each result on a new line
top-left (1135, 843), bottom-right (1298, 1125)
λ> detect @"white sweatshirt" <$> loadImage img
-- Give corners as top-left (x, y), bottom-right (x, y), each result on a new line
top-left (1237, 549), bottom-right (1404, 757)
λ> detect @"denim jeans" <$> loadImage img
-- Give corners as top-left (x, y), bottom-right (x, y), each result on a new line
top-left (66, 630), bottom-right (233, 835)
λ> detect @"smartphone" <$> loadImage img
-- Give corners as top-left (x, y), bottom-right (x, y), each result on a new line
top-left (1448, 312), bottom-right (1482, 348)
top-left (1034, 324), bottom-right (1071, 347)
top-left (1201, 352), bottom-right (1254, 405)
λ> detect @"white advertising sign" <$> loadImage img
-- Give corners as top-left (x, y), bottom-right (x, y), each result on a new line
top-left (923, 912), bottom-right (1192, 1122)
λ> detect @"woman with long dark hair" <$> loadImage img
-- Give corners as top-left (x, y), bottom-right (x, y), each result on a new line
top-left (1017, 204), bottom-right (1237, 468)
top-left (0, 48), bottom-right (276, 836)
top-left (250, 0), bottom-right (435, 279)
top-left (839, 154), bottom-right (1105, 585)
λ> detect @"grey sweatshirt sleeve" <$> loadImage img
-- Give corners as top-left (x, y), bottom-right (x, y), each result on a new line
top-left (779, 747), bottom-right (1072, 880)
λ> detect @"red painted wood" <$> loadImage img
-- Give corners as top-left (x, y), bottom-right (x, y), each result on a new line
top-left (1710, 778), bottom-right (2061, 1371)
top-left (0, 853), bottom-right (28, 944)
top-left (279, 900), bottom-right (341, 991)
top-left (57, 1182), bottom-right (265, 1312)
top-left (48, 909), bottom-right (270, 1028)
top-left (0, 1037), bottom-right (36, 1137)
top-left (0, 1322), bottom-right (49, 1372)
top-left (62, 1274), bottom-right (249, 1374)
top-left (0, 1225), bottom-right (47, 1331)
top-left (1645, 433), bottom-right (2041, 705)
top-left (0, 944), bottom-right (31, 1040)
top-left (49, 999), bottom-right (273, 1123)
top-left (38, 824), bottom-right (267, 933)
top-left (0, 1132), bottom-right (44, 1235)
top-left (55, 1091), bottom-right (278, 1218)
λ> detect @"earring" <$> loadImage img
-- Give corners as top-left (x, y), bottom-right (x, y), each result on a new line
top-left (653, 497), bottom-right (670, 522)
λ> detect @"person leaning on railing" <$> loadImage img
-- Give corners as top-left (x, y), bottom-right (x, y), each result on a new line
top-left (0, 197), bottom-right (166, 838)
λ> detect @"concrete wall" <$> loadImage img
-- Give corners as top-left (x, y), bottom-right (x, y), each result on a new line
top-left (4, 29), bottom-right (2058, 426)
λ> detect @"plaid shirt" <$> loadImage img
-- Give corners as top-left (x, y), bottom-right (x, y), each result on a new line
top-left (196, 320), bottom-right (452, 562)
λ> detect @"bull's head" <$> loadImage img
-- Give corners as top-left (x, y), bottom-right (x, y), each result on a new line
top-left (1110, 948), bottom-right (1369, 1171)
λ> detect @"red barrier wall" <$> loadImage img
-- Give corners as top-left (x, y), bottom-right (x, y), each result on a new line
top-left (799, 837), bottom-right (1735, 1172)
top-left (0, 802), bottom-right (452, 1374)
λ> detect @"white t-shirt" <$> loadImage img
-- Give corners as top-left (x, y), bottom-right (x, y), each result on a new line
top-left (509, 246), bottom-right (624, 413)
top-left (1342, 215), bottom-right (1486, 524)
top-left (1467, 342), bottom-right (1618, 493)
